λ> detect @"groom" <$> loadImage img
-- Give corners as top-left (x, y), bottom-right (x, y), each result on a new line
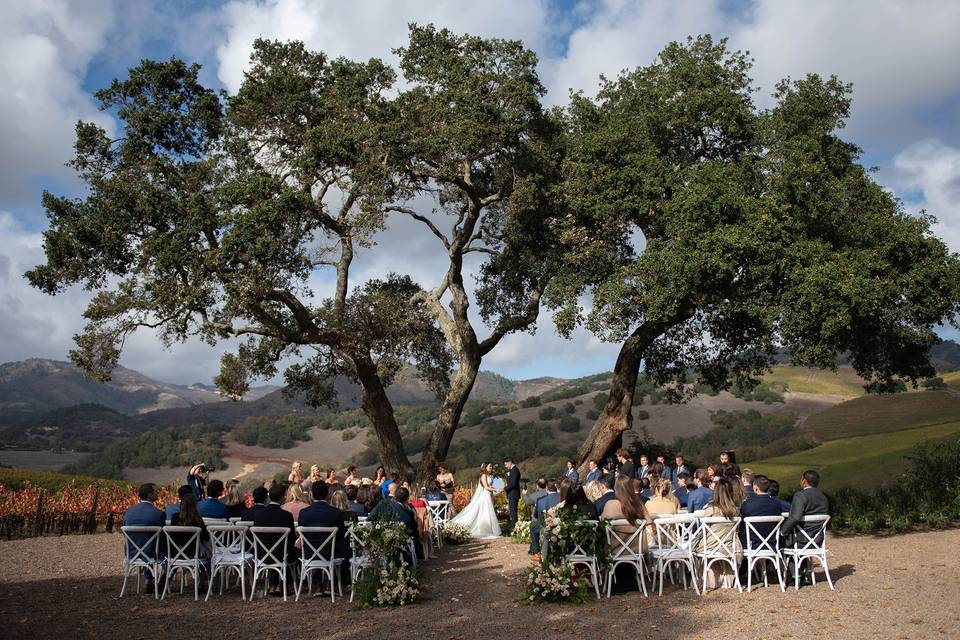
top-left (503, 457), bottom-right (521, 535)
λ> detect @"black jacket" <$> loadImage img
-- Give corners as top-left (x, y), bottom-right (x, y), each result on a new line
top-left (782, 487), bottom-right (829, 544)
top-left (505, 466), bottom-right (521, 499)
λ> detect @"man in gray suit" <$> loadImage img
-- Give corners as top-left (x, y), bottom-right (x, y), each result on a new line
top-left (522, 478), bottom-right (548, 518)
top-left (781, 470), bottom-right (830, 585)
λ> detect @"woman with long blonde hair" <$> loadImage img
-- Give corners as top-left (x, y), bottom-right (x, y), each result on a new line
top-left (288, 461), bottom-right (303, 484)
top-left (282, 482), bottom-right (310, 520)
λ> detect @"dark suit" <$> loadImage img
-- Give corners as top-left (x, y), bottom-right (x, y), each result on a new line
top-left (739, 493), bottom-right (784, 548)
top-left (618, 462), bottom-right (636, 479)
top-left (241, 503), bottom-right (266, 522)
top-left (529, 492), bottom-right (560, 554)
top-left (252, 504), bottom-right (296, 556)
top-left (637, 464), bottom-right (650, 480)
top-left (298, 500), bottom-right (351, 560)
top-left (782, 487), bottom-right (829, 545)
top-left (504, 466), bottom-right (521, 532)
top-left (123, 501), bottom-right (165, 560)
top-left (593, 490), bottom-right (616, 516)
top-left (584, 468), bottom-right (602, 484)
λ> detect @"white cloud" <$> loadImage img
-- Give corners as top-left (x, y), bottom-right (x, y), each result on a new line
top-left (893, 138), bottom-right (960, 251)
top-left (0, 0), bottom-right (117, 207)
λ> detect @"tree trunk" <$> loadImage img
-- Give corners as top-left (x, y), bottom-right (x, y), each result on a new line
top-left (354, 354), bottom-right (416, 480)
top-left (415, 355), bottom-right (479, 484)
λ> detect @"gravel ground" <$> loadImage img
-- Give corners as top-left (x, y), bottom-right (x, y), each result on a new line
top-left (1, 527), bottom-right (958, 639)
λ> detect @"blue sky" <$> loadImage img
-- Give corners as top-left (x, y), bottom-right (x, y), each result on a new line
top-left (2, 0), bottom-right (959, 384)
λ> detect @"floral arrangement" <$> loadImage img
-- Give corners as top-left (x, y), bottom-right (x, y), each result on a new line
top-left (541, 509), bottom-right (609, 569)
top-left (522, 561), bottom-right (589, 604)
top-left (374, 563), bottom-right (420, 606)
top-left (442, 521), bottom-right (471, 545)
top-left (452, 486), bottom-right (472, 511)
top-left (510, 519), bottom-right (531, 544)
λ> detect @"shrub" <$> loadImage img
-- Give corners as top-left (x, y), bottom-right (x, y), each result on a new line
top-left (672, 410), bottom-right (809, 463)
top-left (522, 562), bottom-right (589, 604)
top-left (585, 409), bottom-right (599, 420)
top-left (558, 416), bottom-right (581, 432)
top-left (592, 392), bottom-right (608, 410)
top-left (539, 406), bottom-right (558, 421)
top-left (562, 402), bottom-right (576, 415)
top-left (341, 429), bottom-right (357, 441)
top-left (521, 396), bottom-right (542, 408)
top-left (922, 377), bottom-right (946, 390)
top-left (574, 399), bottom-right (583, 406)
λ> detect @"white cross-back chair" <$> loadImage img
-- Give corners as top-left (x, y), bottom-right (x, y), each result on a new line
top-left (348, 521), bottom-right (372, 602)
top-left (206, 524), bottom-right (252, 601)
top-left (203, 517), bottom-right (227, 525)
top-left (563, 520), bottom-right (602, 599)
top-left (742, 516), bottom-right (785, 592)
top-left (161, 526), bottom-right (204, 600)
top-left (650, 515), bottom-right (700, 596)
top-left (695, 517), bottom-right (743, 593)
top-left (782, 514), bottom-right (833, 590)
top-left (604, 519), bottom-right (648, 597)
top-left (249, 526), bottom-right (291, 601)
top-left (228, 517), bottom-right (242, 523)
top-left (295, 527), bottom-right (342, 602)
top-left (426, 500), bottom-right (451, 551)
top-left (119, 526), bottom-right (164, 599)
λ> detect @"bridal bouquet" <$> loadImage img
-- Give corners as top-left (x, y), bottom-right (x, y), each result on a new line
top-left (442, 521), bottom-right (471, 545)
top-left (522, 561), bottom-right (589, 604)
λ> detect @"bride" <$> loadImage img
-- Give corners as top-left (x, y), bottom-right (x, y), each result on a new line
top-left (450, 463), bottom-right (501, 539)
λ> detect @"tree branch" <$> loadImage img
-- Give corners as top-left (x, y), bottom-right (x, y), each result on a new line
top-left (478, 288), bottom-right (543, 356)
top-left (388, 206), bottom-right (451, 250)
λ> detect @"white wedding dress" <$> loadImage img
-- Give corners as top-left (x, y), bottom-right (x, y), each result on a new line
top-left (451, 473), bottom-right (501, 539)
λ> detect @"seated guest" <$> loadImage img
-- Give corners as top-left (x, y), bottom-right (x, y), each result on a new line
top-left (646, 462), bottom-right (664, 485)
top-left (564, 460), bottom-right (580, 484)
top-left (701, 478), bottom-right (743, 590)
top-left (555, 479), bottom-right (597, 519)
top-left (656, 455), bottom-right (672, 479)
top-left (674, 454), bottom-right (692, 479)
top-left (674, 472), bottom-right (691, 508)
top-left (522, 478), bottom-right (548, 517)
top-left (423, 480), bottom-right (447, 502)
top-left (782, 470), bottom-right (829, 549)
top-left (686, 469), bottom-right (714, 514)
top-left (345, 484), bottom-right (367, 517)
top-left (223, 480), bottom-right (246, 519)
top-left (380, 473), bottom-right (396, 497)
top-left (123, 483), bottom-right (166, 587)
top-left (198, 479), bottom-right (229, 519)
top-left (584, 459), bottom-right (602, 484)
top-left (637, 454), bottom-right (650, 480)
top-left (299, 481), bottom-right (351, 558)
top-left (170, 493), bottom-right (209, 551)
top-left (528, 480), bottom-right (560, 557)
top-left (741, 469), bottom-right (756, 500)
top-left (739, 474), bottom-right (784, 548)
top-left (407, 485), bottom-right (427, 509)
top-left (601, 474), bottom-right (649, 554)
top-left (253, 483), bottom-right (297, 583)
top-left (282, 482), bottom-right (310, 521)
top-left (592, 475), bottom-right (617, 516)
top-left (646, 478), bottom-right (680, 517)
top-left (582, 481), bottom-right (604, 507)
top-left (723, 466), bottom-right (746, 504)
top-left (241, 486), bottom-right (269, 522)
top-left (767, 479), bottom-right (792, 512)
top-left (370, 487), bottom-right (421, 559)
top-left (638, 476), bottom-right (653, 501)
top-left (363, 484), bottom-right (382, 514)
top-left (165, 484), bottom-right (193, 520)
top-left (616, 448), bottom-right (636, 480)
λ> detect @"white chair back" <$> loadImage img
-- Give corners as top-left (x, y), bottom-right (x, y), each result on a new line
top-left (426, 500), bottom-right (451, 526)
top-left (606, 519), bottom-right (645, 559)
top-left (698, 516), bottom-right (741, 558)
top-left (788, 514), bottom-right (830, 554)
top-left (249, 526), bottom-right (291, 601)
top-left (298, 526), bottom-right (338, 564)
top-left (161, 525), bottom-right (203, 600)
top-left (743, 515), bottom-right (783, 556)
top-left (119, 525), bottom-right (163, 598)
top-left (205, 524), bottom-right (251, 600)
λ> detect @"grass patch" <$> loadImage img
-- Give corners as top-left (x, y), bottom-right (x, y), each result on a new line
top-left (751, 419), bottom-right (960, 490)
top-left (761, 366), bottom-right (866, 397)
top-left (942, 370), bottom-right (960, 390)
top-left (804, 391), bottom-right (960, 440)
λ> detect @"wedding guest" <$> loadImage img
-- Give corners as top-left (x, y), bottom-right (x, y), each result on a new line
top-left (616, 448), bottom-right (636, 479)
top-left (165, 484), bottom-right (193, 520)
top-left (223, 480), bottom-right (246, 519)
top-left (740, 469), bottom-right (756, 500)
top-left (374, 466), bottom-right (388, 486)
top-left (656, 454), bottom-right (672, 479)
top-left (282, 482), bottom-right (310, 521)
top-left (198, 479), bottom-right (229, 519)
top-left (706, 463), bottom-right (720, 483)
top-left (674, 454), bottom-right (692, 479)
top-left (724, 466), bottom-right (746, 504)
top-left (637, 454), bottom-right (650, 480)
top-left (522, 478), bottom-right (548, 517)
top-left (342, 485), bottom-right (365, 517)
top-left (555, 479), bottom-right (596, 519)
top-left (646, 462), bottom-right (664, 484)
top-left (646, 478), bottom-right (680, 517)
top-left (254, 484), bottom-right (297, 582)
top-left (344, 465), bottom-right (360, 486)
top-left (638, 477), bottom-right (653, 500)
top-left (380, 473), bottom-right (396, 497)
top-left (288, 461), bottom-right (304, 485)
top-left (298, 481), bottom-right (351, 570)
top-left (686, 469), bottom-right (714, 514)
top-left (675, 472), bottom-right (691, 508)
top-left (719, 450), bottom-right (732, 466)
top-left (363, 484), bottom-right (382, 513)
top-left (170, 493), bottom-right (209, 546)
top-left (584, 459), bottom-right (602, 484)
top-left (241, 486), bottom-right (268, 521)
top-left (601, 474), bottom-right (649, 553)
top-left (701, 478), bottom-right (743, 590)
top-left (583, 480), bottom-right (604, 504)
top-left (564, 460), bottom-right (580, 484)
top-left (329, 488), bottom-right (358, 523)
top-left (528, 480), bottom-right (560, 557)
top-left (370, 487), bottom-right (421, 559)
top-left (781, 470), bottom-right (829, 549)
top-left (767, 479), bottom-right (792, 512)
top-left (593, 474), bottom-right (617, 515)
top-left (423, 480), bottom-right (446, 502)
top-left (123, 483), bottom-right (165, 588)
top-left (739, 474), bottom-right (783, 548)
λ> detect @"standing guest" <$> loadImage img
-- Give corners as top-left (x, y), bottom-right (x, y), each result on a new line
top-left (637, 454), bottom-right (650, 480)
top-left (522, 478), bottom-right (548, 518)
top-left (741, 469), bottom-right (756, 500)
top-left (528, 480), bottom-right (560, 557)
top-left (187, 464), bottom-right (209, 499)
top-left (674, 454), bottom-right (692, 479)
top-left (601, 475), bottom-right (650, 554)
top-left (298, 482), bottom-right (351, 579)
top-left (436, 466), bottom-right (455, 498)
top-left (344, 466), bottom-right (360, 486)
top-left (241, 486), bottom-right (269, 522)
top-left (767, 479), bottom-right (792, 512)
top-left (584, 459), bottom-right (603, 484)
top-left (223, 480), bottom-right (246, 519)
top-left (304, 465), bottom-right (323, 490)
top-left (374, 466), bottom-right (388, 486)
top-left (344, 484), bottom-right (367, 517)
top-left (593, 474), bottom-right (617, 516)
top-left (739, 474), bottom-right (783, 548)
top-left (325, 468), bottom-right (338, 486)
top-left (675, 472), bottom-right (691, 508)
top-left (616, 448), bottom-right (636, 479)
top-left (165, 484), bottom-right (193, 520)
top-left (288, 461), bottom-right (304, 485)
top-left (686, 469), bottom-right (715, 514)
top-left (564, 460), bottom-right (580, 484)
top-left (198, 479), bottom-right (229, 519)
top-left (329, 488), bottom-right (358, 523)
top-left (719, 450), bottom-right (732, 466)
top-left (423, 480), bottom-right (447, 502)
top-left (701, 478), bottom-right (743, 590)
top-left (282, 482), bottom-right (310, 521)
top-left (123, 483), bottom-right (166, 589)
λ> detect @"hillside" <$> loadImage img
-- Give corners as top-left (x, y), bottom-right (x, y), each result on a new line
top-left (803, 391), bottom-right (960, 440)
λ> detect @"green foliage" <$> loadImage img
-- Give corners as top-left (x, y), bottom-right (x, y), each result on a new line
top-left (922, 377), bottom-right (946, 390)
top-left (538, 406), bottom-right (557, 421)
top-left (0, 468), bottom-right (136, 493)
top-left (591, 392), bottom-right (608, 411)
top-left (341, 429), bottom-right (357, 441)
top-left (0, 403), bottom-right (140, 452)
top-left (672, 410), bottom-right (811, 464)
top-left (730, 381), bottom-right (785, 403)
top-left (558, 416), bottom-right (581, 432)
top-left (562, 402), bottom-right (576, 415)
top-left (232, 414), bottom-right (315, 449)
top-left (445, 420), bottom-right (560, 473)
top-left (462, 402), bottom-right (511, 427)
top-left (521, 395), bottom-right (541, 408)
top-left (70, 423), bottom-right (226, 479)
top-left (585, 409), bottom-right (599, 420)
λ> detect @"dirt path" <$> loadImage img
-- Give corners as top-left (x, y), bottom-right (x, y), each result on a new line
top-left (1, 527), bottom-right (959, 639)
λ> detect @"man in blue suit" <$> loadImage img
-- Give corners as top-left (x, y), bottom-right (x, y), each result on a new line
top-left (584, 460), bottom-right (602, 484)
top-left (298, 481), bottom-right (351, 564)
top-left (198, 479), bottom-right (229, 519)
top-left (123, 483), bottom-right (166, 586)
top-left (685, 469), bottom-right (714, 513)
top-left (592, 474), bottom-right (617, 516)
top-left (739, 475), bottom-right (784, 548)
top-left (528, 480), bottom-right (560, 557)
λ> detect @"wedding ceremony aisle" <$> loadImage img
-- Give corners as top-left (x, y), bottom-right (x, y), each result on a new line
top-left (1, 528), bottom-right (957, 639)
